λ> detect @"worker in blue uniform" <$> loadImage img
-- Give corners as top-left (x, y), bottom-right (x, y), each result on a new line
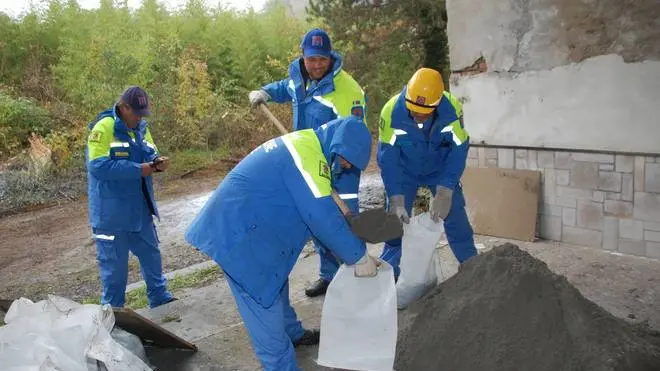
top-left (86, 86), bottom-right (175, 308)
top-left (377, 68), bottom-right (478, 280)
top-left (248, 28), bottom-right (368, 297)
top-left (185, 116), bottom-right (380, 371)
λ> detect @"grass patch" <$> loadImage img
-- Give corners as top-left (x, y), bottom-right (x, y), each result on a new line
top-left (161, 314), bottom-right (181, 323)
top-left (165, 148), bottom-right (230, 178)
top-left (82, 297), bottom-right (100, 305)
top-left (0, 164), bottom-right (86, 216)
top-left (121, 264), bottom-right (223, 310)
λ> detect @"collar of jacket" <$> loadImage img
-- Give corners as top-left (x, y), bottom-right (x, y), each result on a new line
top-left (288, 50), bottom-right (344, 101)
top-left (389, 87), bottom-right (445, 141)
top-left (110, 104), bottom-right (148, 143)
top-left (88, 103), bottom-right (147, 143)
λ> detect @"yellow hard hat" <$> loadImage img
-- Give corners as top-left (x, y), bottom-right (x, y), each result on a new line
top-left (405, 68), bottom-right (444, 115)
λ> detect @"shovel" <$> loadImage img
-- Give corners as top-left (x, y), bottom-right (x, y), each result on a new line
top-left (258, 103), bottom-right (403, 243)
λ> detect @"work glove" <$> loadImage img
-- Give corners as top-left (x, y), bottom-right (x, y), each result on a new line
top-left (354, 252), bottom-right (380, 278)
top-left (430, 185), bottom-right (453, 223)
top-left (389, 194), bottom-right (409, 224)
top-left (248, 89), bottom-right (270, 108)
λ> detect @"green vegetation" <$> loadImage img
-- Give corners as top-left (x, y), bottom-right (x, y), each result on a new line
top-left (0, 0), bottom-right (449, 212)
top-left (124, 264), bottom-right (222, 309)
top-left (81, 264), bottom-right (222, 310)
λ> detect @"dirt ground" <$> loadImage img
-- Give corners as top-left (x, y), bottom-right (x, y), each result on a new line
top-left (0, 140), bottom-right (380, 304)
top-left (0, 165), bottom-right (226, 303)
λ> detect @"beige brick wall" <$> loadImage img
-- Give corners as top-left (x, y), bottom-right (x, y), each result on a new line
top-left (467, 146), bottom-right (660, 260)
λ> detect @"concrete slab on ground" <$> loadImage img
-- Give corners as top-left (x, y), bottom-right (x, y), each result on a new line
top-left (136, 238), bottom-right (660, 371)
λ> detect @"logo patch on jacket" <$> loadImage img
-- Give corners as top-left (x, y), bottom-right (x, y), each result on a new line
top-left (319, 161), bottom-right (331, 180)
top-left (89, 131), bottom-right (103, 143)
top-left (351, 104), bottom-right (364, 118)
top-left (114, 151), bottom-right (129, 157)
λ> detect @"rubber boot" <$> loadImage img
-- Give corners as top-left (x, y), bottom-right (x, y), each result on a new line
top-left (304, 278), bottom-right (330, 297)
top-left (293, 329), bottom-right (320, 347)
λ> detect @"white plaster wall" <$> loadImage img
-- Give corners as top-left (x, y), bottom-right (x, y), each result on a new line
top-left (446, 0), bottom-right (526, 71)
top-left (447, 0), bottom-right (660, 72)
top-left (452, 54), bottom-right (660, 154)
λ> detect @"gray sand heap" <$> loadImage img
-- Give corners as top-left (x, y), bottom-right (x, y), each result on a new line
top-left (395, 243), bottom-right (660, 371)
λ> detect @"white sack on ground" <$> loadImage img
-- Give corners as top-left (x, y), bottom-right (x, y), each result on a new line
top-left (0, 295), bottom-right (152, 371)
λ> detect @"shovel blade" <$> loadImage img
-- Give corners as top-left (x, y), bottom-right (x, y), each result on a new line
top-left (348, 208), bottom-right (403, 243)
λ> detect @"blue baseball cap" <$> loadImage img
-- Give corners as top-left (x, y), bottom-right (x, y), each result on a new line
top-left (300, 28), bottom-right (332, 58)
top-left (120, 85), bottom-right (151, 116)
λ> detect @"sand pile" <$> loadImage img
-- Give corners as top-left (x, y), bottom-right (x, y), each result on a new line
top-left (395, 243), bottom-right (660, 371)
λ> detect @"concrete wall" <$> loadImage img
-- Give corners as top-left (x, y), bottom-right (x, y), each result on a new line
top-left (447, 0), bottom-right (660, 154)
top-left (448, 0), bottom-right (660, 258)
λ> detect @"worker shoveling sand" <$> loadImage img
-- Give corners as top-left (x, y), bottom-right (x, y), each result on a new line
top-left (395, 243), bottom-right (660, 371)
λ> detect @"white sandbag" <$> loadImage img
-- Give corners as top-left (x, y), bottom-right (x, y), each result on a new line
top-left (110, 327), bottom-right (151, 366)
top-left (396, 212), bottom-right (445, 309)
top-left (0, 295), bottom-right (153, 371)
top-left (316, 261), bottom-right (397, 371)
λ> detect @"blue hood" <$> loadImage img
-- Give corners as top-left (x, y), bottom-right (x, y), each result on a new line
top-left (315, 117), bottom-right (371, 172)
top-left (88, 105), bottom-right (117, 130)
top-left (88, 104), bottom-right (148, 137)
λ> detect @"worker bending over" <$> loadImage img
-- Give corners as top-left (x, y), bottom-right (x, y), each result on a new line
top-left (185, 116), bottom-right (379, 371)
top-left (377, 68), bottom-right (478, 280)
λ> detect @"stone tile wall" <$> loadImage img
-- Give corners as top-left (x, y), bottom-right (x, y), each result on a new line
top-left (467, 146), bottom-right (660, 260)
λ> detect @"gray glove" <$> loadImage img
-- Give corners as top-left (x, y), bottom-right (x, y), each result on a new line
top-left (430, 185), bottom-right (453, 222)
top-left (389, 194), bottom-right (409, 224)
top-left (248, 89), bottom-right (270, 107)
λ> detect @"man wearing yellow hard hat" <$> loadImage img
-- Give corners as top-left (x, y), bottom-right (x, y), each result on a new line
top-left (376, 67), bottom-right (478, 280)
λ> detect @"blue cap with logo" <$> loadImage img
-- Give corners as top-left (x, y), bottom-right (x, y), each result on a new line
top-left (300, 28), bottom-right (332, 58)
top-left (120, 85), bottom-right (151, 117)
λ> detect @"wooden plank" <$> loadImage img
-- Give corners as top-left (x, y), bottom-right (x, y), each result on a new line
top-left (461, 167), bottom-right (541, 241)
top-left (113, 307), bottom-right (198, 351)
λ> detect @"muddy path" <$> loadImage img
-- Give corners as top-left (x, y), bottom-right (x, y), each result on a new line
top-left (0, 172), bottom-right (224, 303)
top-left (0, 147), bottom-right (384, 304)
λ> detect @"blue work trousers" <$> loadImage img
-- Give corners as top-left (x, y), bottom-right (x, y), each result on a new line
top-left (381, 183), bottom-right (477, 279)
top-left (92, 208), bottom-right (172, 308)
top-left (226, 275), bottom-right (305, 371)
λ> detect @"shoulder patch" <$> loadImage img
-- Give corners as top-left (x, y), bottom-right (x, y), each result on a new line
top-left (319, 161), bottom-right (331, 180)
top-left (89, 130), bottom-right (103, 143)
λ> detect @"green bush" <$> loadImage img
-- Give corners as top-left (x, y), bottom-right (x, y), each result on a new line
top-left (0, 0), bottom-right (450, 211)
top-left (0, 92), bottom-right (53, 157)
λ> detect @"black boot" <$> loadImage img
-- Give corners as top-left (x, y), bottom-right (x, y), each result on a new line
top-left (293, 329), bottom-right (320, 347)
top-left (305, 278), bottom-right (330, 297)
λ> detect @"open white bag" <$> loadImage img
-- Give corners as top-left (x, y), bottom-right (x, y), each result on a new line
top-left (396, 212), bottom-right (445, 309)
top-left (0, 295), bottom-right (152, 371)
top-left (316, 261), bottom-right (397, 371)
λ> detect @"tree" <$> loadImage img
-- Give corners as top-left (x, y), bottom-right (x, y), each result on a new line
top-left (306, 0), bottom-right (450, 125)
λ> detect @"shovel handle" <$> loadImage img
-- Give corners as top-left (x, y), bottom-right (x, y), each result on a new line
top-left (259, 103), bottom-right (289, 135)
top-left (259, 103), bottom-right (352, 217)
